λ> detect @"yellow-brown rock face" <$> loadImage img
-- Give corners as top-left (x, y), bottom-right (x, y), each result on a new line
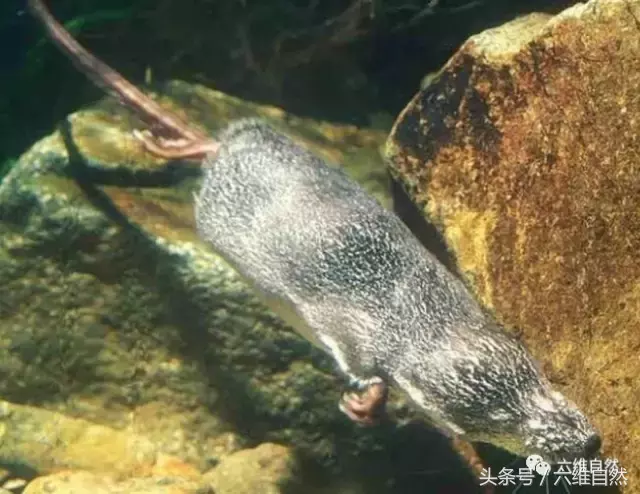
top-left (386, 0), bottom-right (639, 489)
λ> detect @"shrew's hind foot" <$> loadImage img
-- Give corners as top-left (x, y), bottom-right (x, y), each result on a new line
top-left (339, 377), bottom-right (388, 427)
top-left (132, 129), bottom-right (219, 160)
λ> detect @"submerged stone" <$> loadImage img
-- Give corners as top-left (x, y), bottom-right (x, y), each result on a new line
top-left (386, 0), bottom-right (640, 488)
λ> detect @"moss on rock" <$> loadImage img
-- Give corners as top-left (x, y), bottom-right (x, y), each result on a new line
top-left (386, 0), bottom-right (640, 490)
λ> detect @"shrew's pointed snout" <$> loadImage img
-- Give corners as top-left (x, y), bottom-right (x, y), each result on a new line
top-left (583, 433), bottom-right (602, 459)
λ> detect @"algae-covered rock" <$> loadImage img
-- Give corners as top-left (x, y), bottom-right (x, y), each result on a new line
top-left (0, 82), bottom-right (481, 493)
top-left (22, 444), bottom-right (293, 494)
top-left (23, 470), bottom-right (210, 494)
top-left (0, 400), bottom-right (157, 478)
top-left (2, 399), bottom-right (293, 493)
top-left (203, 443), bottom-right (295, 494)
top-left (386, 0), bottom-right (639, 489)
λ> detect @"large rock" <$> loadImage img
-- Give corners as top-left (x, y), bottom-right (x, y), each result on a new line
top-left (0, 400), bottom-right (157, 478)
top-left (203, 443), bottom-right (296, 494)
top-left (21, 443), bottom-right (296, 494)
top-left (0, 82), bottom-right (482, 493)
top-left (386, 0), bottom-right (639, 489)
top-left (23, 470), bottom-right (208, 494)
top-left (1, 400), bottom-right (292, 493)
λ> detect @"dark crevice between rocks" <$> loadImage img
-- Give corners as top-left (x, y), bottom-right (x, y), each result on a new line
top-left (62, 130), bottom-right (203, 189)
top-left (77, 159), bottom-right (202, 188)
top-left (391, 175), bottom-right (461, 277)
top-left (59, 121), bottom-right (140, 228)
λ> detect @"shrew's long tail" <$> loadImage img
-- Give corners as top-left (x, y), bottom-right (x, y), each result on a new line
top-left (27, 0), bottom-right (218, 159)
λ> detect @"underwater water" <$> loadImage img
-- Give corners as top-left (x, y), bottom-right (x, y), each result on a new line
top-left (0, 0), bottom-right (635, 494)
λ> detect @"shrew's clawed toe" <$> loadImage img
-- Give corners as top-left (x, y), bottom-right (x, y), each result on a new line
top-left (339, 380), bottom-right (388, 426)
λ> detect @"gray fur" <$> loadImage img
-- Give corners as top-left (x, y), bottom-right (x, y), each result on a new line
top-left (195, 118), bottom-right (599, 462)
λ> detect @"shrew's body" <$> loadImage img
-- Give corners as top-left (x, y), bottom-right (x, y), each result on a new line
top-left (28, 0), bottom-right (601, 463)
